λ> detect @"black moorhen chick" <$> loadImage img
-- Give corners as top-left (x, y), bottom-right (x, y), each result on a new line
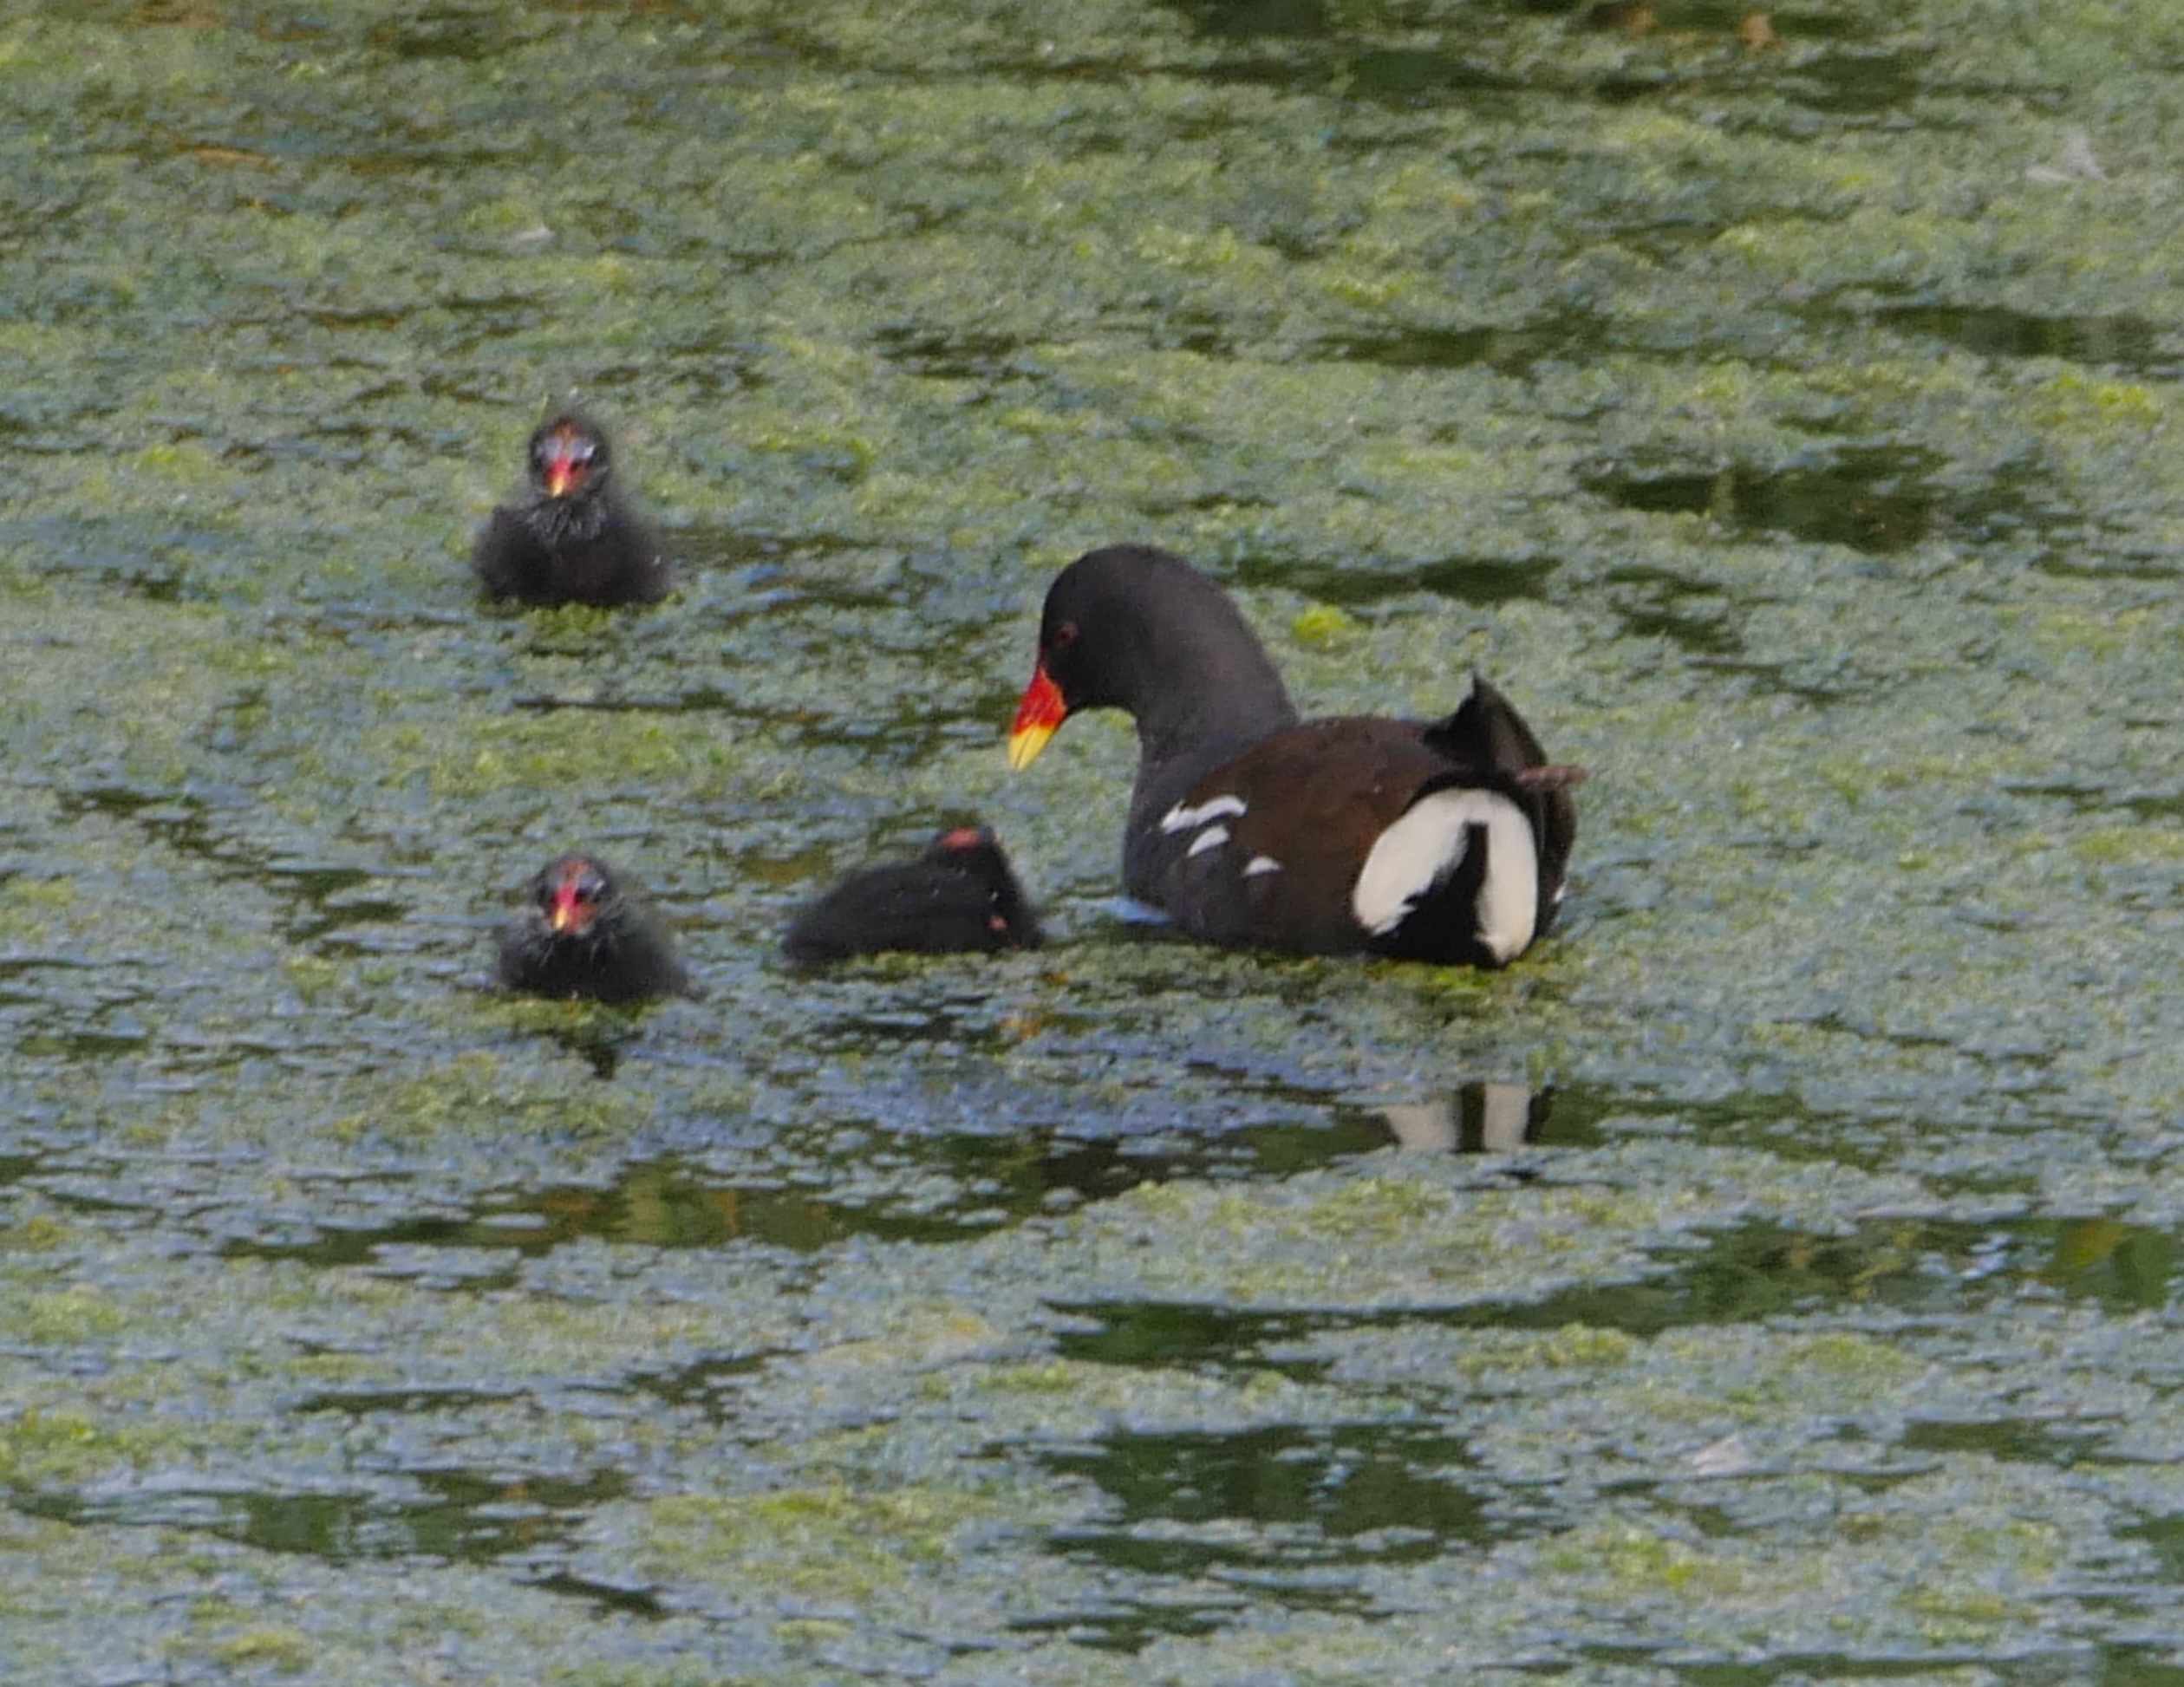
top-left (782, 825), bottom-right (1044, 963)
top-left (473, 411), bottom-right (671, 607)
top-left (498, 853), bottom-right (694, 1003)
top-left (1007, 544), bottom-right (1585, 966)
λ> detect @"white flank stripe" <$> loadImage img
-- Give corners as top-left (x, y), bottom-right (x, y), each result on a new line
top-left (1351, 789), bottom-right (1538, 961)
top-left (1186, 825), bottom-right (1229, 858)
top-left (1160, 794), bottom-right (1247, 835)
top-left (1242, 856), bottom-right (1282, 877)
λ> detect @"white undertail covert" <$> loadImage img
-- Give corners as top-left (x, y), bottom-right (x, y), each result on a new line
top-left (1350, 789), bottom-right (1537, 961)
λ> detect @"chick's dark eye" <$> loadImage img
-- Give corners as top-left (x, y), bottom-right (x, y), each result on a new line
top-left (1049, 621), bottom-right (1079, 651)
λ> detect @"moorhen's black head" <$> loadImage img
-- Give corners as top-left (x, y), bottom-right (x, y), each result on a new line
top-left (1009, 544), bottom-right (1293, 771)
top-left (925, 824), bottom-right (1041, 945)
top-left (526, 412), bottom-right (614, 505)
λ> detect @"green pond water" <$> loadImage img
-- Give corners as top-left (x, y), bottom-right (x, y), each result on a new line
top-left (5, 0), bottom-right (2184, 1681)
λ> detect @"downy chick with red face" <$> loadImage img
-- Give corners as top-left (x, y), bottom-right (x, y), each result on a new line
top-left (498, 854), bottom-right (693, 1003)
top-left (473, 411), bottom-right (671, 607)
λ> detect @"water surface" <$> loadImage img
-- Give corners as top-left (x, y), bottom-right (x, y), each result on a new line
top-left (3, 3), bottom-right (2184, 1683)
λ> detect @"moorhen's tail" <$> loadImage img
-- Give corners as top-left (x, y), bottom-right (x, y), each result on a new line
top-left (1419, 674), bottom-right (1587, 934)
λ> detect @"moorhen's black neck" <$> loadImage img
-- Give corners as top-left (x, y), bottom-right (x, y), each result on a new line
top-left (1042, 546), bottom-right (1301, 851)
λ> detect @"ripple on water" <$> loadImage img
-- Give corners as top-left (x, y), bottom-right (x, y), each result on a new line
top-left (1164, 0), bottom-right (1330, 40)
top-left (1307, 309), bottom-right (1604, 378)
top-left (203, 1094), bottom-right (1514, 1269)
top-left (872, 325), bottom-right (1047, 382)
top-left (1587, 447), bottom-right (2071, 557)
top-left (1050, 1210), bottom-right (2184, 1368)
top-left (54, 784), bottom-right (412, 957)
top-left (1235, 548), bottom-right (1558, 610)
top-left (1023, 1421), bottom-right (1488, 1648)
top-left (19, 1468), bottom-right (629, 1568)
top-left (1869, 303), bottom-right (2177, 375)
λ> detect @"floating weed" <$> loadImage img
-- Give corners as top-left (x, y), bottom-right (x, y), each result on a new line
top-left (212, 1628), bottom-right (315, 1673)
top-left (0, 1215), bottom-right (68, 1252)
top-left (550, 1669), bottom-right (725, 1687)
top-left (636, 1483), bottom-right (1003, 1601)
top-left (1290, 602), bottom-right (1361, 645)
top-left (1544, 1521), bottom-right (1742, 1597)
top-left (1778, 1329), bottom-right (1916, 1381)
top-left (980, 1361), bottom-right (1086, 1394)
top-left (3, 1286), bottom-right (132, 1346)
top-left (388, 711), bottom-right (746, 802)
top-left (1292, 1174), bottom-right (1451, 1241)
top-left (1530, 1324), bottom-right (1639, 1371)
top-left (2037, 368), bottom-right (2166, 432)
top-left (0, 1409), bottom-right (121, 1488)
top-left (336, 1052), bottom-right (657, 1145)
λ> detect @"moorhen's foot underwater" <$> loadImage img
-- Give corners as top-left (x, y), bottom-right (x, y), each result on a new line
top-left (1007, 544), bottom-right (1584, 967)
top-left (782, 824), bottom-right (1045, 963)
top-left (473, 410), bottom-right (672, 608)
top-left (498, 853), bottom-right (694, 1004)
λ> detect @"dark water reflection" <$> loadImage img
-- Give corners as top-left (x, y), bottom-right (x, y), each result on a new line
top-left (19, 1467), bottom-right (626, 1566)
top-left (1169, 0), bottom-right (1331, 39)
top-left (1235, 547), bottom-right (1557, 609)
top-left (1874, 303), bottom-right (2174, 373)
top-left (1168, 0), bottom-right (1918, 120)
top-left (1309, 319), bottom-right (1585, 376)
top-left (1029, 1421), bottom-right (1486, 1646)
top-left (205, 1127), bottom-right (1367, 1267)
top-left (1589, 448), bottom-right (2066, 557)
top-left (1054, 1209), bottom-right (2184, 1371)
top-left (206, 1084), bottom-right (1562, 1268)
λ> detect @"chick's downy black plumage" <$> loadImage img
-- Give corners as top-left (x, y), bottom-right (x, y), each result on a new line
top-left (473, 412), bottom-right (671, 607)
top-left (783, 825), bottom-right (1044, 964)
top-left (497, 853), bottom-right (694, 1003)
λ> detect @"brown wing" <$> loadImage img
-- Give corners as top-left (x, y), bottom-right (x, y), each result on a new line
top-left (1156, 718), bottom-right (1450, 954)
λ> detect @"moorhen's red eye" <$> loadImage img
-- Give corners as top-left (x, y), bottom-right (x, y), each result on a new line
top-left (1049, 621), bottom-right (1079, 651)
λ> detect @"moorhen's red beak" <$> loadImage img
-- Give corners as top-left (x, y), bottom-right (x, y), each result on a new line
top-left (1007, 661), bottom-right (1066, 770)
top-left (543, 446), bottom-right (583, 500)
top-left (549, 881), bottom-right (589, 934)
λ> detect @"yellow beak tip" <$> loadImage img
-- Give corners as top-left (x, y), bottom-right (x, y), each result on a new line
top-left (1007, 726), bottom-right (1053, 772)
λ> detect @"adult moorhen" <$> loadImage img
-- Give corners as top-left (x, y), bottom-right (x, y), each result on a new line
top-left (473, 411), bottom-right (672, 607)
top-left (1007, 544), bottom-right (1583, 966)
top-left (783, 824), bottom-right (1044, 963)
top-left (498, 853), bottom-right (694, 1002)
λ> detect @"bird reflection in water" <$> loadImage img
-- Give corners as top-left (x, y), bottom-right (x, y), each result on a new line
top-left (1378, 1081), bottom-right (1555, 1154)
